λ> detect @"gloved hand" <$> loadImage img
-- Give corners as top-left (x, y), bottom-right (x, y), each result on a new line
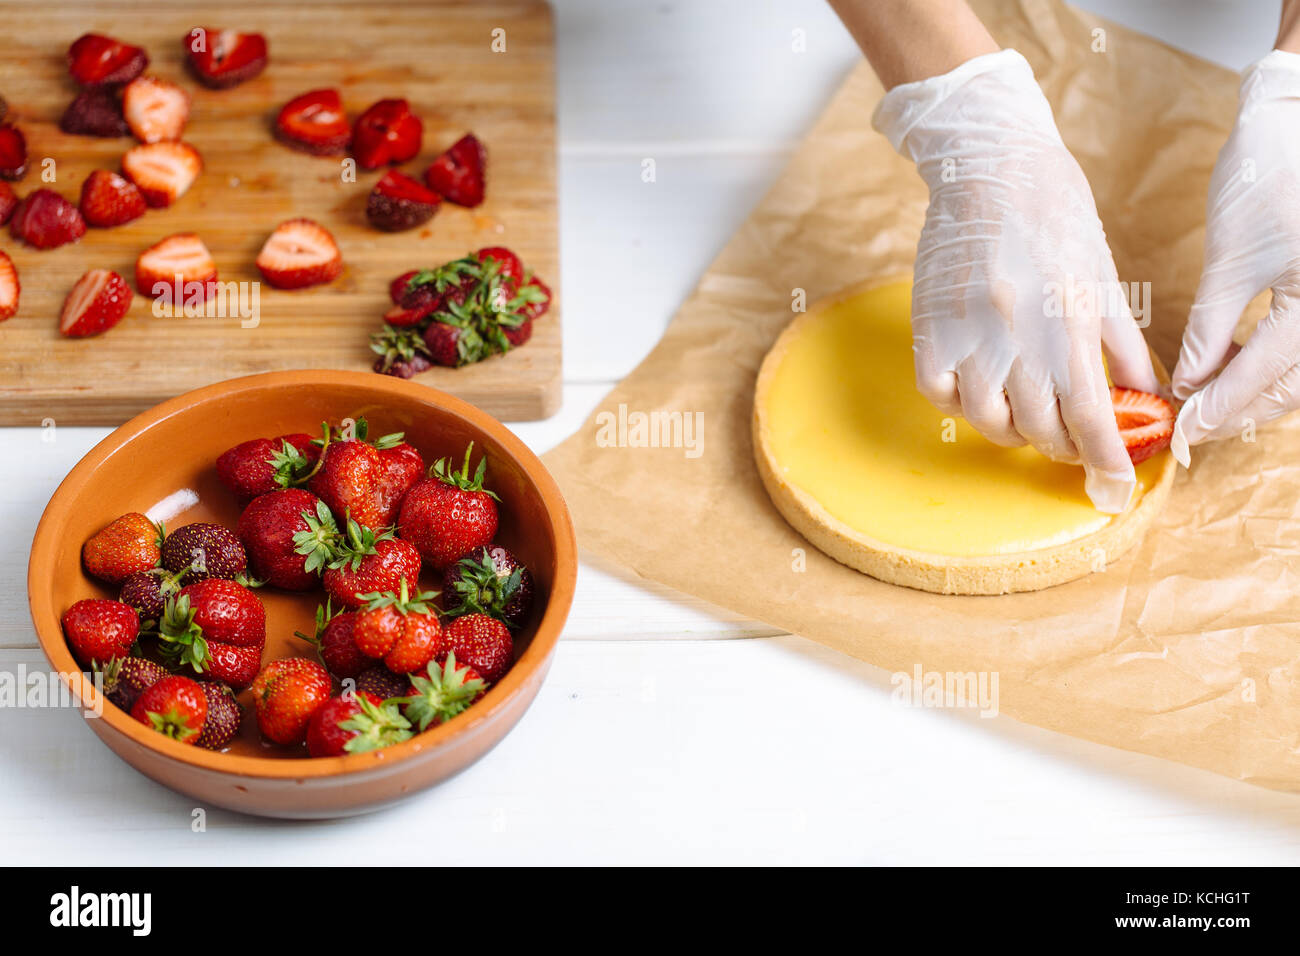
top-left (1171, 50), bottom-right (1300, 466)
top-left (873, 50), bottom-right (1160, 513)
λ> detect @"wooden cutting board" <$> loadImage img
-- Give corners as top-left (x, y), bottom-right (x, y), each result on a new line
top-left (0, 0), bottom-right (559, 425)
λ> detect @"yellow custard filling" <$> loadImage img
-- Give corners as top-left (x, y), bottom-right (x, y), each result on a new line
top-left (762, 280), bottom-right (1165, 557)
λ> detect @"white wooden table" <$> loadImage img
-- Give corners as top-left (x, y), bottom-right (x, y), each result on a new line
top-left (4, 0), bottom-right (1299, 865)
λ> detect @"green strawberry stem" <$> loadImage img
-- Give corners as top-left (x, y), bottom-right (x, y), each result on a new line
top-left (401, 652), bottom-right (487, 731)
top-left (340, 693), bottom-right (413, 753)
top-left (358, 577), bottom-right (438, 616)
top-left (156, 594), bottom-right (210, 673)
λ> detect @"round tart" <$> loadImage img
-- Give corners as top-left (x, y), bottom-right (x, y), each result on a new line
top-left (752, 277), bottom-right (1176, 595)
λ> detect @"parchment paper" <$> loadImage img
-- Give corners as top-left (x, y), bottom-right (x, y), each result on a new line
top-left (545, 0), bottom-right (1300, 789)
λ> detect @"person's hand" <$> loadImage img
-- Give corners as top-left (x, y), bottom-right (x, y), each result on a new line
top-left (1171, 51), bottom-right (1300, 465)
top-left (873, 50), bottom-right (1159, 514)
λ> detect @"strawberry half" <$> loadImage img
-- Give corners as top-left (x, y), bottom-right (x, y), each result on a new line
top-left (135, 233), bottom-right (218, 301)
top-left (122, 141), bottom-right (202, 207)
top-left (67, 33), bottom-right (148, 87)
top-left (424, 133), bottom-right (486, 207)
top-left (10, 189), bottom-right (86, 249)
top-left (1111, 387), bottom-right (1176, 465)
top-left (185, 28), bottom-right (268, 89)
top-left (256, 218), bottom-right (343, 289)
top-left (365, 170), bottom-right (439, 232)
top-left (275, 88), bottom-right (350, 156)
top-left (123, 75), bottom-right (190, 143)
top-left (80, 170), bottom-right (147, 228)
top-left (351, 98), bottom-right (422, 170)
top-left (0, 251), bottom-right (18, 322)
top-left (0, 182), bottom-right (16, 226)
top-left (60, 87), bottom-right (131, 138)
top-left (60, 269), bottom-right (132, 337)
top-left (0, 124), bottom-right (27, 180)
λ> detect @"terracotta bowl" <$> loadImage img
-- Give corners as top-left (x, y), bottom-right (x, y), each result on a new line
top-left (28, 370), bottom-right (576, 819)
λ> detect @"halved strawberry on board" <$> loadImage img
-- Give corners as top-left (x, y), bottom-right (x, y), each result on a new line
top-left (0, 182), bottom-right (16, 226)
top-left (424, 133), bottom-right (486, 207)
top-left (123, 75), bottom-right (191, 143)
top-left (79, 170), bottom-right (147, 228)
top-left (67, 33), bottom-right (148, 87)
top-left (275, 88), bottom-right (350, 156)
top-left (185, 28), bottom-right (268, 89)
top-left (122, 141), bottom-right (202, 207)
top-left (60, 87), bottom-right (131, 138)
top-left (0, 251), bottom-right (18, 322)
top-left (256, 218), bottom-right (343, 290)
top-left (10, 189), bottom-right (86, 249)
top-left (0, 123), bottom-right (27, 180)
top-left (1111, 387), bottom-right (1176, 465)
top-left (365, 170), bottom-right (439, 232)
top-left (135, 233), bottom-right (218, 303)
top-left (60, 269), bottom-right (133, 338)
top-left (352, 98), bottom-right (422, 170)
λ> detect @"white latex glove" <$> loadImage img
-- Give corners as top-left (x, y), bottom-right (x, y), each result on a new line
top-left (873, 50), bottom-right (1160, 513)
top-left (1171, 50), bottom-right (1300, 465)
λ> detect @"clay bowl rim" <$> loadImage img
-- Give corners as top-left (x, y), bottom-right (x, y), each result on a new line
top-left (27, 369), bottom-right (577, 781)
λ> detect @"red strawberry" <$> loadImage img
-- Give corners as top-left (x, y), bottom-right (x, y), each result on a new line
top-left (353, 581), bottom-right (443, 674)
top-left (0, 250), bottom-right (17, 322)
top-left (475, 246), bottom-right (523, 283)
top-left (134, 233), bottom-right (217, 301)
top-left (441, 613), bottom-right (513, 684)
top-left (389, 270), bottom-right (420, 304)
top-left (195, 681), bottom-right (242, 750)
top-left (423, 318), bottom-right (481, 368)
top-left (397, 443), bottom-right (499, 570)
top-left (11, 189), bottom-right (86, 249)
top-left (82, 511), bottom-right (162, 583)
top-left (123, 75), bottom-right (190, 143)
top-left (185, 28), bottom-right (268, 89)
top-left (356, 666), bottom-right (408, 700)
top-left (119, 567), bottom-right (187, 621)
top-left (0, 182), bottom-right (16, 226)
top-left (61, 599), bottom-right (140, 667)
top-left (424, 133), bottom-right (486, 207)
top-left (1111, 387), bottom-right (1176, 465)
top-left (441, 544), bottom-right (534, 627)
top-left (203, 640), bottom-right (263, 690)
top-left (383, 303), bottom-right (433, 328)
top-left (238, 489), bottom-right (336, 590)
top-left (275, 88), bottom-right (350, 155)
top-left (377, 440), bottom-right (424, 518)
top-left (216, 432), bottom-right (319, 503)
top-left (255, 218), bottom-right (342, 289)
top-left (401, 653), bottom-right (487, 731)
top-left (60, 88), bottom-right (131, 138)
top-left (79, 170), bottom-right (147, 228)
top-left (504, 317), bottom-right (533, 347)
top-left (59, 269), bottom-right (132, 338)
top-left (131, 675), bottom-right (206, 744)
top-left (306, 691), bottom-right (412, 757)
top-left (370, 324), bottom-right (432, 377)
top-left (0, 124), bottom-right (25, 180)
top-left (365, 169), bottom-right (439, 232)
top-left (161, 522), bottom-right (247, 581)
top-left (373, 351), bottom-right (433, 379)
top-left (252, 657), bottom-right (332, 746)
top-left (520, 275), bottom-right (552, 320)
top-left (352, 98), bottom-right (422, 170)
top-left (122, 141), bottom-right (202, 207)
top-left (179, 578), bottom-right (266, 647)
top-left (308, 419), bottom-right (414, 529)
top-left (98, 655), bottom-right (169, 711)
top-left (67, 33), bottom-right (148, 87)
top-left (323, 521), bottom-right (422, 610)
top-left (297, 602), bottom-right (370, 680)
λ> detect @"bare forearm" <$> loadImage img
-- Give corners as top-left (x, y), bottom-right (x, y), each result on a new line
top-left (1279, 0), bottom-right (1300, 52)
top-left (828, 0), bottom-right (999, 88)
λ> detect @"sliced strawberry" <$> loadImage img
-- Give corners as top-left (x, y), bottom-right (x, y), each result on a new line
top-left (10, 189), bottom-right (86, 249)
top-left (122, 141), bottom-right (202, 207)
top-left (365, 170), bottom-right (439, 232)
top-left (1111, 387), bottom-right (1176, 465)
top-left (0, 124), bottom-right (27, 180)
top-left (256, 218), bottom-right (343, 289)
top-left (389, 270), bottom-right (420, 304)
top-left (424, 133), bottom-right (486, 207)
top-left (0, 251), bottom-right (18, 322)
top-left (185, 28), bottom-right (268, 89)
top-left (383, 303), bottom-right (433, 327)
top-left (60, 269), bottom-right (132, 337)
top-left (123, 76), bottom-right (190, 143)
top-left (352, 98), bottom-right (422, 170)
top-left (135, 233), bottom-right (218, 301)
top-left (275, 88), bottom-right (350, 156)
top-left (0, 182), bottom-right (16, 226)
top-left (67, 34), bottom-right (148, 87)
top-left (79, 170), bottom-right (147, 228)
top-left (60, 88), bottom-right (131, 138)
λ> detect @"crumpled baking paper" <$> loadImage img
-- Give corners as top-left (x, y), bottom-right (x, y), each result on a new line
top-left (544, 0), bottom-right (1300, 789)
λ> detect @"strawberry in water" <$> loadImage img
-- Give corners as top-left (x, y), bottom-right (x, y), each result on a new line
top-left (251, 657), bottom-right (332, 745)
top-left (397, 442), bottom-right (499, 570)
top-left (82, 512), bottom-right (162, 584)
top-left (131, 675), bottom-right (206, 744)
top-left (62, 599), bottom-right (139, 667)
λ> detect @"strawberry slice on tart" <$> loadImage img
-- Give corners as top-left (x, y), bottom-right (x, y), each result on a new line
top-left (1111, 387), bottom-right (1176, 465)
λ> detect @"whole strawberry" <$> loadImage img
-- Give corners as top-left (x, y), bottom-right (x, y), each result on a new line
top-left (441, 544), bottom-right (534, 627)
top-left (296, 601), bottom-right (370, 680)
top-left (323, 519), bottom-right (421, 609)
top-left (119, 566), bottom-right (187, 621)
top-left (441, 613), bottom-right (513, 685)
top-left (397, 442), bottom-right (499, 570)
top-left (308, 418), bottom-right (415, 530)
top-left (353, 580), bottom-right (443, 675)
top-left (401, 652), bottom-right (486, 731)
top-left (252, 657), bottom-right (333, 746)
top-left (195, 681), bottom-right (242, 750)
top-left (97, 655), bottom-right (169, 711)
top-left (306, 691), bottom-right (412, 757)
top-left (238, 488), bottom-right (335, 590)
top-left (216, 432), bottom-right (319, 503)
top-left (62, 599), bottom-right (139, 667)
top-left (355, 666), bottom-right (409, 700)
top-left (82, 512), bottom-right (162, 584)
top-left (377, 441), bottom-right (424, 523)
top-left (204, 642), bottom-right (263, 691)
top-left (178, 578), bottom-right (266, 647)
top-left (161, 522), bottom-right (247, 581)
top-left (131, 675), bottom-right (207, 744)
top-left (157, 581), bottom-right (266, 689)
